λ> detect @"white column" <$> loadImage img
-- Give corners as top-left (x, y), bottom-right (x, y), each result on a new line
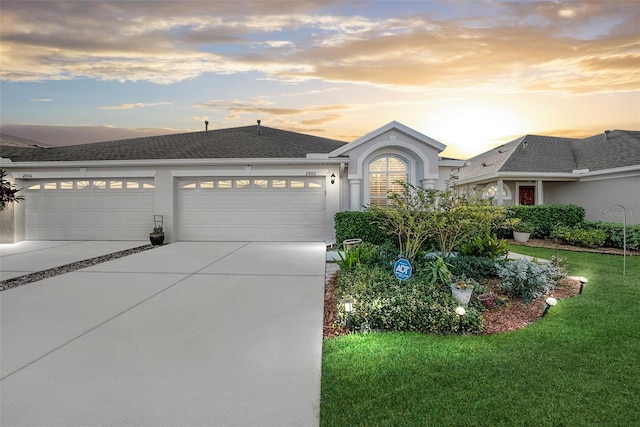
top-left (349, 179), bottom-right (362, 211)
top-left (420, 178), bottom-right (436, 189)
top-left (154, 169), bottom-right (176, 242)
top-left (497, 179), bottom-right (504, 206)
top-left (536, 180), bottom-right (544, 205)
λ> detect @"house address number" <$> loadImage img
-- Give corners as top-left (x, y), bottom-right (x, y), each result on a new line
top-left (305, 171), bottom-right (317, 176)
top-left (22, 173), bottom-right (33, 178)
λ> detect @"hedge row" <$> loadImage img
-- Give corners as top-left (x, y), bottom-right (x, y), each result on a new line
top-left (584, 221), bottom-right (640, 251)
top-left (335, 204), bottom-right (638, 251)
top-left (335, 204), bottom-right (586, 244)
top-left (334, 211), bottom-right (391, 246)
top-left (505, 204), bottom-right (585, 238)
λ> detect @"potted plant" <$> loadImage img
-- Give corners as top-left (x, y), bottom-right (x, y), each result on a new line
top-left (477, 293), bottom-right (496, 309)
top-left (149, 215), bottom-right (165, 246)
top-left (513, 221), bottom-right (534, 243)
top-left (451, 276), bottom-right (477, 306)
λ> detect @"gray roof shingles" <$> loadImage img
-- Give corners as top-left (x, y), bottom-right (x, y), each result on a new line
top-left (457, 130), bottom-right (639, 181)
top-left (572, 130), bottom-right (640, 171)
top-left (500, 135), bottom-right (577, 173)
top-left (0, 126), bottom-right (347, 162)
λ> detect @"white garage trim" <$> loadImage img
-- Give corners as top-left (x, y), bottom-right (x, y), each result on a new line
top-left (25, 179), bottom-right (155, 240)
top-left (179, 177), bottom-right (326, 241)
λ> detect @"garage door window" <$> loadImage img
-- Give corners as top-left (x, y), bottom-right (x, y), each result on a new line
top-left (180, 178), bottom-right (324, 190)
top-left (27, 179), bottom-right (154, 191)
top-left (254, 179), bottom-right (268, 189)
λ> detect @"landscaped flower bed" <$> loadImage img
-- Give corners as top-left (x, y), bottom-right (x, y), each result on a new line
top-left (324, 250), bottom-right (571, 337)
top-left (326, 183), bottom-right (635, 338)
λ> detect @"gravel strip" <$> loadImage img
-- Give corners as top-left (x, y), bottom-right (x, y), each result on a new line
top-left (0, 244), bottom-right (160, 292)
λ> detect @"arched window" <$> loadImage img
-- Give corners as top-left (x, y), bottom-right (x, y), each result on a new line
top-left (369, 155), bottom-right (409, 206)
top-left (482, 182), bottom-right (512, 200)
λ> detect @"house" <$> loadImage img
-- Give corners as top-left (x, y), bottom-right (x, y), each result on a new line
top-left (453, 130), bottom-right (640, 225)
top-left (0, 121), bottom-right (464, 243)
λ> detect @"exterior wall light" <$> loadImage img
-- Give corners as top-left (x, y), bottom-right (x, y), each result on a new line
top-left (330, 173), bottom-right (336, 184)
top-left (542, 297), bottom-right (557, 317)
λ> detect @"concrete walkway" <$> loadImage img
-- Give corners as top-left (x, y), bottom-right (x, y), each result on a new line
top-left (1, 241), bottom-right (326, 427)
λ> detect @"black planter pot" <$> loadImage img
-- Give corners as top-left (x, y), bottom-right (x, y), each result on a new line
top-left (149, 232), bottom-right (165, 246)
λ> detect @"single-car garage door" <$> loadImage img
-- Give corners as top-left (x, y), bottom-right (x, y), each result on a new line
top-left (25, 179), bottom-right (155, 240)
top-left (179, 177), bottom-right (326, 241)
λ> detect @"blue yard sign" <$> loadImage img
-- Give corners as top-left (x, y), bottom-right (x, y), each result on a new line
top-left (394, 258), bottom-right (413, 281)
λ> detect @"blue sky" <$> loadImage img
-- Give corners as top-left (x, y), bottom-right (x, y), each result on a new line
top-left (1, 0), bottom-right (638, 159)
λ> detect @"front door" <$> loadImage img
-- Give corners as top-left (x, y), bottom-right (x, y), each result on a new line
top-left (519, 185), bottom-right (535, 205)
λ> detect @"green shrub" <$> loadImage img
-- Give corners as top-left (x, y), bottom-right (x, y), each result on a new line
top-left (415, 256), bottom-right (453, 285)
top-left (506, 205), bottom-right (585, 238)
top-left (551, 225), bottom-right (606, 248)
top-left (513, 221), bottom-right (535, 234)
top-left (335, 266), bottom-right (483, 334)
top-left (365, 241), bottom-right (401, 267)
top-left (447, 256), bottom-right (506, 281)
top-left (333, 242), bottom-right (377, 270)
top-left (584, 221), bottom-right (640, 251)
top-left (334, 211), bottom-right (391, 246)
top-left (457, 232), bottom-right (508, 258)
top-left (369, 182), bottom-right (509, 261)
top-left (495, 259), bottom-right (565, 303)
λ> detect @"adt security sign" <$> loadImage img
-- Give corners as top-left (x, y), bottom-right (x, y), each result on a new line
top-left (394, 258), bottom-right (413, 281)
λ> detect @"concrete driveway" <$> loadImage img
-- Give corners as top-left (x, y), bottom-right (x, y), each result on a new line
top-left (1, 241), bottom-right (326, 427)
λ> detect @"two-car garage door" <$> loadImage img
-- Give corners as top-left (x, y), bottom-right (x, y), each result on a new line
top-left (179, 177), bottom-right (326, 241)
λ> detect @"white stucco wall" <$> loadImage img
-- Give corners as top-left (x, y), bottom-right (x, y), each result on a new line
top-left (545, 175), bottom-right (640, 225)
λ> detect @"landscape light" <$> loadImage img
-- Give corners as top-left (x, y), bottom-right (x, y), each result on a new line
top-left (455, 306), bottom-right (466, 333)
top-left (577, 276), bottom-right (588, 294)
top-left (542, 297), bottom-right (558, 317)
top-left (343, 298), bottom-right (354, 332)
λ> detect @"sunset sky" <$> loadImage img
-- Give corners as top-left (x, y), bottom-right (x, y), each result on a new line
top-left (1, 1), bottom-right (638, 159)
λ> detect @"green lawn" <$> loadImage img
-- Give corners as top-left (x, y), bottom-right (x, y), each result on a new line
top-left (320, 247), bottom-right (640, 426)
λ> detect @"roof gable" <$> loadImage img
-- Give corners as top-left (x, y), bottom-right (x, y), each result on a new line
top-left (330, 121), bottom-right (446, 157)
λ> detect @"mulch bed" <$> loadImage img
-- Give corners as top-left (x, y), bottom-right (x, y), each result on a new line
top-left (323, 272), bottom-right (349, 339)
top-left (480, 276), bottom-right (581, 334)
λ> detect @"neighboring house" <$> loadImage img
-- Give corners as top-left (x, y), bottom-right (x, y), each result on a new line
top-left (0, 121), bottom-right (463, 243)
top-left (454, 130), bottom-right (640, 225)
